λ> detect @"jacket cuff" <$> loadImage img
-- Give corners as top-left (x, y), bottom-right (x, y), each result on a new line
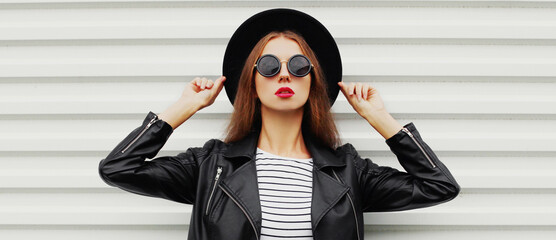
top-left (385, 122), bottom-right (415, 145)
top-left (134, 111), bottom-right (174, 158)
top-left (146, 111), bottom-right (174, 136)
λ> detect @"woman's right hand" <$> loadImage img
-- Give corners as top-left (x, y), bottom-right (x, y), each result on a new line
top-left (158, 76), bottom-right (226, 130)
top-left (181, 76), bottom-right (226, 110)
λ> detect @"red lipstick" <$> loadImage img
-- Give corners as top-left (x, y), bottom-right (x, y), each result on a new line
top-left (275, 87), bottom-right (295, 98)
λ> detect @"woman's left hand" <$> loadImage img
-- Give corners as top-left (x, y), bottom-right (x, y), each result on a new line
top-left (337, 82), bottom-right (387, 120)
top-left (338, 81), bottom-right (403, 139)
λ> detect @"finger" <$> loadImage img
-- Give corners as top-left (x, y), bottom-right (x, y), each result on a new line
top-left (348, 83), bottom-right (355, 97)
top-left (200, 78), bottom-right (208, 90)
top-left (211, 76), bottom-right (226, 95)
top-left (370, 87), bottom-right (379, 98)
top-left (356, 82), bottom-right (363, 100)
top-left (206, 80), bottom-right (214, 89)
top-left (337, 82), bottom-right (347, 96)
top-left (362, 84), bottom-right (369, 100)
top-left (191, 77), bottom-right (199, 85)
top-left (191, 77), bottom-right (201, 90)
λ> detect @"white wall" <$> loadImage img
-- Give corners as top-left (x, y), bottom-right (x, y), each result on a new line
top-left (1, 0), bottom-right (555, 239)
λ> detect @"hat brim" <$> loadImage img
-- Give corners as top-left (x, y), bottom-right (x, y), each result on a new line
top-left (222, 8), bottom-right (342, 107)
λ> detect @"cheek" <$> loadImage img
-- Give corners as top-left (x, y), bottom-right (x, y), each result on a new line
top-left (254, 76), bottom-right (273, 99)
top-left (301, 78), bottom-right (311, 97)
top-left (254, 76), bottom-right (263, 97)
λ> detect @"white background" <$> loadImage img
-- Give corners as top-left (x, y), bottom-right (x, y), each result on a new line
top-left (1, 0), bottom-right (555, 239)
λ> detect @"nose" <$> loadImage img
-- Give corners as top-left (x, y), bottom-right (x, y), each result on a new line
top-left (278, 61), bottom-right (290, 82)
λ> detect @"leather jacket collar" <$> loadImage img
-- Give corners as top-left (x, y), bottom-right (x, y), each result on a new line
top-left (219, 130), bottom-right (350, 236)
top-left (222, 130), bottom-right (346, 169)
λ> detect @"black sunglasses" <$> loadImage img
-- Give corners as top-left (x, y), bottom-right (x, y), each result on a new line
top-left (254, 54), bottom-right (313, 77)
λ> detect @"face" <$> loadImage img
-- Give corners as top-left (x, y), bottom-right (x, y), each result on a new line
top-left (254, 36), bottom-right (311, 113)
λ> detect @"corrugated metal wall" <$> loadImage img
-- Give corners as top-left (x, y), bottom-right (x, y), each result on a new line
top-left (1, 1), bottom-right (555, 239)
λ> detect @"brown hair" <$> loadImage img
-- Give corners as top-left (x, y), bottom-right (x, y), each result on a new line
top-left (223, 30), bottom-right (341, 149)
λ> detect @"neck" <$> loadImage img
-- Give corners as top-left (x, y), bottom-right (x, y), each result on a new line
top-left (257, 105), bottom-right (310, 158)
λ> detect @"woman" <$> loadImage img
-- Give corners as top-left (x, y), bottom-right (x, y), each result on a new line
top-left (99, 8), bottom-right (459, 240)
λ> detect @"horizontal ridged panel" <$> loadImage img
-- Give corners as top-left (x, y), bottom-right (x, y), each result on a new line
top-left (3, 45), bottom-right (556, 77)
top-left (2, 81), bottom-right (555, 115)
top-left (1, 1), bottom-right (555, 239)
top-left (2, 7), bottom-right (556, 41)
top-left (2, 155), bottom-right (555, 189)
top-left (1, 191), bottom-right (555, 225)
top-left (3, 117), bottom-right (556, 150)
top-left (1, 227), bottom-right (555, 240)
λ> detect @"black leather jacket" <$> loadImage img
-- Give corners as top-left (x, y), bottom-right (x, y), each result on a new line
top-left (99, 111), bottom-right (460, 240)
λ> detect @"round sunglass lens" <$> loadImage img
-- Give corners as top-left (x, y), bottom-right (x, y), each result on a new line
top-left (289, 55), bottom-right (311, 77)
top-left (257, 55), bottom-right (280, 76)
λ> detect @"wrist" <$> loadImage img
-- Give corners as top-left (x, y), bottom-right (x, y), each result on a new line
top-left (176, 97), bottom-right (202, 113)
top-left (363, 109), bottom-right (390, 125)
top-left (364, 110), bottom-right (402, 140)
top-left (158, 98), bottom-right (200, 130)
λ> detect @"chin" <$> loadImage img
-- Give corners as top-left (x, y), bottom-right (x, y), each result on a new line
top-left (262, 102), bottom-right (305, 113)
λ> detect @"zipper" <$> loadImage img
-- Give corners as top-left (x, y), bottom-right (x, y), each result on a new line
top-left (206, 166), bottom-right (223, 215)
top-left (401, 127), bottom-right (437, 168)
top-left (332, 170), bottom-right (361, 240)
top-left (219, 185), bottom-right (259, 240)
top-left (120, 115), bottom-right (159, 154)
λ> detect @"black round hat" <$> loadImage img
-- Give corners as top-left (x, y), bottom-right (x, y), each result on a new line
top-left (222, 8), bottom-right (342, 107)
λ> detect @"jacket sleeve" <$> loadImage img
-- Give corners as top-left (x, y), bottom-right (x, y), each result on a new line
top-left (98, 111), bottom-right (209, 204)
top-left (353, 122), bottom-right (460, 212)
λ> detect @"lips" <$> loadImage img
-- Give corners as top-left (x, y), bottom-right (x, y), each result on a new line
top-left (275, 87), bottom-right (295, 98)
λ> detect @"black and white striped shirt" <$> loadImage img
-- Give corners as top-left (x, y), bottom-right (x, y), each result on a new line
top-left (256, 148), bottom-right (314, 240)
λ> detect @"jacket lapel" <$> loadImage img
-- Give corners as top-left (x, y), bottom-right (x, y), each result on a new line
top-left (221, 132), bottom-right (262, 236)
top-left (311, 168), bottom-right (350, 229)
top-left (219, 160), bottom-right (262, 236)
top-left (220, 131), bottom-right (349, 234)
top-left (304, 134), bottom-right (350, 230)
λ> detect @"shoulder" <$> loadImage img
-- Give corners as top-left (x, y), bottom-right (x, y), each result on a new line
top-left (177, 138), bottom-right (229, 165)
top-left (332, 142), bottom-right (364, 166)
top-left (188, 138), bottom-right (229, 155)
top-left (334, 142), bottom-right (358, 157)
top-left (333, 142), bottom-right (388, 175)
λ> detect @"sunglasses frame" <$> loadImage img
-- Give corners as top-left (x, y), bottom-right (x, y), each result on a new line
top-left (254, 54), bottom-right (314, 77)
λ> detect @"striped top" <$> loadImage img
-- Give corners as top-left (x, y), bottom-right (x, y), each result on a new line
top-left (255, 147), bottom-right (314, 240)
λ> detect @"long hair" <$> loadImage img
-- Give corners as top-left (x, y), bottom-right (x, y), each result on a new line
top-left (223, 30), bottom-right (340, 149)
